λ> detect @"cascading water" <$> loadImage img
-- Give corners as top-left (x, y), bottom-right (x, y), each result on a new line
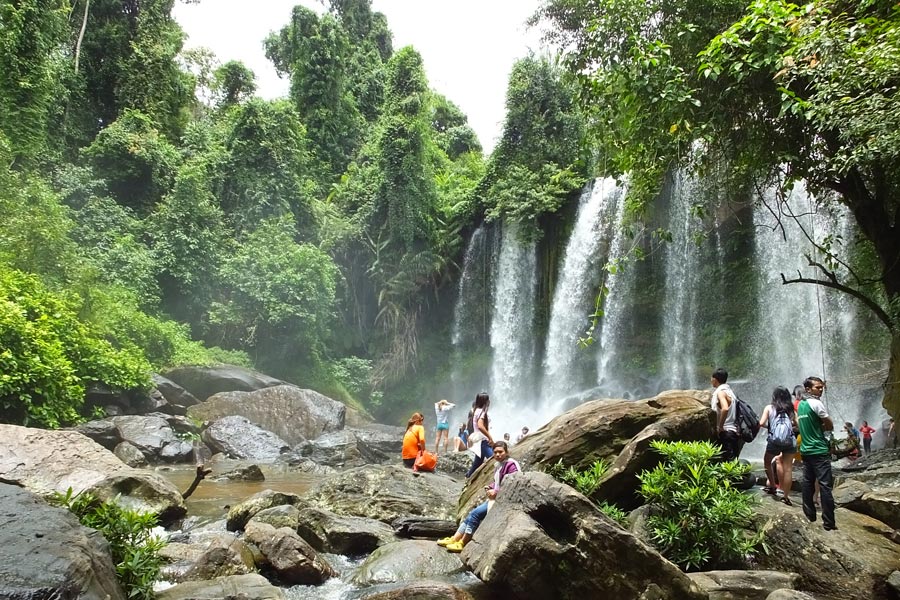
top-left (541, 178), bottom-right (622, 402)
top-left (450, 225), bottom-right (491, 401)
top-left (487, 222), bottom-right (539, 430)
top-left (659, 172), bottom-right (704, 388)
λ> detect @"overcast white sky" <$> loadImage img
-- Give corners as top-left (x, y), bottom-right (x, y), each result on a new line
top-left (173, 0), bottom-right (546, 153)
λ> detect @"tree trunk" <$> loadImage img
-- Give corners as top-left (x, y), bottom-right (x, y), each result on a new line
top-left (884, 331), bottom-right (900, 422)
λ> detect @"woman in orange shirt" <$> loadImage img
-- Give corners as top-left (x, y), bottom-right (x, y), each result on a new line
top-left (402, 412), bottom-right (426, 469)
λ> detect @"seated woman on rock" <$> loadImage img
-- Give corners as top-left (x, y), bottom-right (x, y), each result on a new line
top-left (437, 440), bottom-right (520, 552)
top-left (402, 412), bottom-right (426, 470)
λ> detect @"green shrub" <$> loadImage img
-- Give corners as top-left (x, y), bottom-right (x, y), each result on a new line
top-left (544, 458), bottom-right (629, 527)
top-left (638, 440), bottom-right (763, 571)
top-left (51, 489), bottom-right (165, 600)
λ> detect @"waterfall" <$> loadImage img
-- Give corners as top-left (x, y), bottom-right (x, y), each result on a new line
top-left (542, 179), bottom-right (622, 402)
top-left (488, 222), bottom-right (539, 426)
top-left (659, 172), bottom-right (704, 388)
top-left (450, 225), bottom-right (490, 400)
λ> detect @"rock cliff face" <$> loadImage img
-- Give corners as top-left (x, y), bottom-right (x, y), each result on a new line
top-left (0, 483), bottom-right (126, 600)
top-left (0, 423), bottom-right (186, 523)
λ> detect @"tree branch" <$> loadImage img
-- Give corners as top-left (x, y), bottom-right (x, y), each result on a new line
top-left (781, 258), bottom-right (894, 332)
top-left (74, 0), bottom-right (90, 74)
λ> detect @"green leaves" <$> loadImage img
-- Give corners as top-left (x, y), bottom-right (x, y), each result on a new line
top-left (637, 440), bottom-right (762, 571)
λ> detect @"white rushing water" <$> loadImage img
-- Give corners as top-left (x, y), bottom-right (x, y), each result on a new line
top-left (450, 225), bottom-right (490, 400)
top-left (541, 179), bottom-right (622, 402)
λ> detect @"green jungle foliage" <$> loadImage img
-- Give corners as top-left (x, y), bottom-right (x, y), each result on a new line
top-left (545, 458), bottom-right (630, 527)
top-left (638, 440), bottom-right (764, 571)
top-left (51, 488), bottom-right (166, 600)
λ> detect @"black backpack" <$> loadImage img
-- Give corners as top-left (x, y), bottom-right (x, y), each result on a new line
top-left (734, 396), bottom-right (761, 442)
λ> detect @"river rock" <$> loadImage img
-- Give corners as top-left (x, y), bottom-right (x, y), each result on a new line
top-left (210, 463), bottom-right (265, 482)
top-left (292, 429), bottom-right (366, 467)
top-left (360, 580), bottom-right (476, 600)
top-left (112, 414), bottom-right (174, 455)
top-left (248, 504), bottom-right (301, 530)
top-left (351, 425), bottom-right (405, 459)
top-left (244, 521), bottom-right (336, 585)
top-left (153, 373), bottom-right (202, 415)
top-left (156, 574), bottom-right (284, 600)
top-left (303, 464), bottom-right (462, 523)
top-left (114, 441), bottom-right (148, 467)
top-left (0, 424), bottom-right (186, 524)
top-left (188, 385), bottom-right (345, 445)
top-left (766, 591), bottom-right (820, 600)
top-left (160, 439), bottom-right (197, 462)
top-left (753, 498), bottom-right (900, 599)
top-left (202, 415), bottom-right (290, 461)
top-left (834, 480), bottom-right (900, 529)
top-left (180, 534), bottom-right (256, 582)
top-left (296, 506), bottom-right (396, 554)
top-left (461, 471), bottom-right (706, 600)
top-left (226, 489), bottom-right (303, 531)
top-left (350, 540), bottom-right (466, 585)
top-left (687, 571), bottom-right (800, 599)
top-left (163, 365), bottom-right (285, 401)
top-left (392, 516), bottom-right (458, 539)
top-left (0, 483), bottom-right (126, 600)
top-left (435, 449), bottom-right (474, 477)
top-left (462, 390), bottom-right (715, 515)
top-left (74, 418), bottom-right (121, 449)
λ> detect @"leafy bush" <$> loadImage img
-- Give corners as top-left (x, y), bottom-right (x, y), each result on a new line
top-left (544, 458), bottom-right (629, 527)
top-left (638, 440), bottom-right (763, 571)
top-left (51, 489), bottom-right (165, 600)
top-left (0, 268), bottom-right (150, 428)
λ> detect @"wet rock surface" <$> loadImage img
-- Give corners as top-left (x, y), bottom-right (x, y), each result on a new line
top-left (244, 521), bottom-right (337, 585)
top-left (295, 505), bottom-right (396, 554)
top-left (163, 365), bottom-right (285, 401)
top-left (202, 415), bottom-right (290, 461)
top-left (156, 573), bottom-right (285, 600)
top-left (350, 540), bottom-right (466, 585)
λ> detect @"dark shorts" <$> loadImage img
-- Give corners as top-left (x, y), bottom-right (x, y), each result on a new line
top-left (766, 442), bottom-right (796, 455)
top-left (402, 458), bottom-right (416, 468)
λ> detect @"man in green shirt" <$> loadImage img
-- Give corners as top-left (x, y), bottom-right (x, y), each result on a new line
top-left (797, 376), bottom-right (836, 530)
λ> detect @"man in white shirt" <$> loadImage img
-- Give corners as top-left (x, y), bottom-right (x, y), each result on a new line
top-left (710, 367), bottom-right (742, 460)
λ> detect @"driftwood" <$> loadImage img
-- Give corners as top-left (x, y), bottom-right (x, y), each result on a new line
top-left (181, 464), bottom-right (212, 500)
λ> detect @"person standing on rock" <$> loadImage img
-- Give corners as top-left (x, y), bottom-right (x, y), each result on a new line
top-left (465, 392), bottom-right (494, 478)
top-left (710, 367), bottom-right (742, 460)
top-left (858, 421), bottom-right (876, 455)
top-left (434, 399), bottom-right (455, 456)
top-left (798, 376), bottom-right (837, 531)
top-left (759, 386), bottom-right (798, 505)
top-left (438, 440), bottom-right (520, 552)
top-left (402, 413), bottom-right (426, 470)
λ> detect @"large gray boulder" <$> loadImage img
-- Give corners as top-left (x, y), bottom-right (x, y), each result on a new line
top-left (302, 464), bottom-right (462, 523)
top-left (226, 489), bottom-right (304, 531)
top-left (163, 365), bottom-right (285, 401)
top-left (0, 424), bottom-right (186, 524)
top-left (295, 506), bottom-right (396, 554)
top-left (179, 534), bottom-right (256, 582)
top-left (291, 429), bottom-right (366, 467)
top-left (350, 540), bottom-right (466, 585)
top-left (753, 498), bottom-right (900, 599)
top-left (202, 416), bottom-right (290, 461)
top-left (156, 574), bottom-right (284, 600)
top-left (112, 414), bottom-right (178, 456)
top-left (152, 373), bottom-right (201, 415)
top-left (0, 483), bottom-right (126, 600)
top-left (244, 521), bottom-right (337, 585)
top-left (461, 471), bottom-right (707, 600)
top-left (833, 479), bottom-right (900, 529)
top-left (188, 385), bottom-right (345, 445)
top-left (462, 390), bottom-right (715, 515)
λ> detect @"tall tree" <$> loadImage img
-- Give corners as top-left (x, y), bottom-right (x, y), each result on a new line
top-left (537, 0), bottom-right (900, 418)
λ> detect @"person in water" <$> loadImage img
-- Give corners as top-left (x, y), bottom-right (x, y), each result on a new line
top-left (466, 392), bottom-right (495, 477)
top-left (437, 440), bottom-right (520, 552)
top-left (402, 412), bottom-right (426, 470)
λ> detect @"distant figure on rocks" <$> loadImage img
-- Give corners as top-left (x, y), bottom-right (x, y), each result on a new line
top-left (402, 412), bottom-right (426, 470)
top-left (503, 432), bottom-right (511, 443)
top-left (438, 440), bottom-right (520, 552)
top-left (710, 367), bottom-right (743, 460)
top-left (859, 420), bottom-right (876, 455)
top-left (466, 392), bottom-right (494, 478)
top-left (454, 423), bottom-right (468, 452)
top-left (798, 376), bottom-right (836, 531)
top-left (515, 426), bottom-right (529, 444)
top-left (434, 399), bottom-right (455, 455)
top-left (889, 418), bottom-right (896, 449)
top-left (759, 386), bottom-right (797, 505)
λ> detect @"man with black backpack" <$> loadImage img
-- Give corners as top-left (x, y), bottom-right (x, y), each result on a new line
top-left (710, 367), bottom-right (744, 460)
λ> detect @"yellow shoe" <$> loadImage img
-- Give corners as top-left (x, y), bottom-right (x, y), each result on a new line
top-left (445, 541), bottom-right (465, 553)
top-left (436, 537), bottom-right (454, 547)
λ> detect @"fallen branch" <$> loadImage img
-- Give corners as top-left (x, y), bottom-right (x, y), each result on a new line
top-left (181, 464), bottom-right (212, 500)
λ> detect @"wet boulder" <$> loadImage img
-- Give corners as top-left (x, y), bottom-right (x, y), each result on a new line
top-left (350, 540), bottom-right (465, 586)
top-left (74, 418), bottom-right (120, 449)
top-left (296, 506), bottom-right (396, 554)
top-left (461, 471), bottom-right (707, 600)
top-left (833, 480), bottom-right (900, 529)
top-left (0, 483), bottom-right (126, 600)
top-left (114, 441), bottom-right (148, 467)
top-left (188, 385), bottom-right (345, 445)
top-left (248, 505), bottom-right (301, 530)
top-left (244, 521), bottom-right (336, 585)
top-left (202, 416), bottom-right (290, 461)
top-left (180, 534), bottom-right (256, 582)
top-left (152, 373), bottom-right (201, 415)
top-left (156, 574), bottom-right (284, 600)
top-left (292, 429), bottom-right (366, 467)
top-left (687, 571), bottom-right (800, 600)
top-left (360, 581), bottom-right (477, 600)
top-left (0, 424), bottom-right (185, 524)
top-left (226, 489), bottom-right (303, 531)
top-left (210, 463), bottom-right (265, 482)
top-left (392, 516), bottom-right (458, 539)
top-left (303, 464), bottom-right (462, 523)
top-left (111, 414), bottom-right (178, 456)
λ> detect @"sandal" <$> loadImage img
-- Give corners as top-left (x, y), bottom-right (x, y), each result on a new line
top-left (762, 486), bottom-right (777, 495)
top-left (781, 496), bottom-right (793, 506)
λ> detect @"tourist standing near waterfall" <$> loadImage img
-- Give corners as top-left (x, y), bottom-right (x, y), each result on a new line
top-left (466, 392), bottom-right (494, 477)
top-left (798, 376), bottom-right (837, 531)
top-left (434, 399), bottom-right (455, 455)
top-left (710, 368), bottom-right (743, 460)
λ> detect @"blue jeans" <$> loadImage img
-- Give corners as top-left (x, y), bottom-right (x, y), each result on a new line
top-left (455, 501), bottom-right (489, 536)
top-left (466, 440), bottom-right (494, 477)
top-left (802, 454), bottom-right (835, 529)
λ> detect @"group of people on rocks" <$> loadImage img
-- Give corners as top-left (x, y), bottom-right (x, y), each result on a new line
top-left (711, 367), bottom-right (839, 531)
